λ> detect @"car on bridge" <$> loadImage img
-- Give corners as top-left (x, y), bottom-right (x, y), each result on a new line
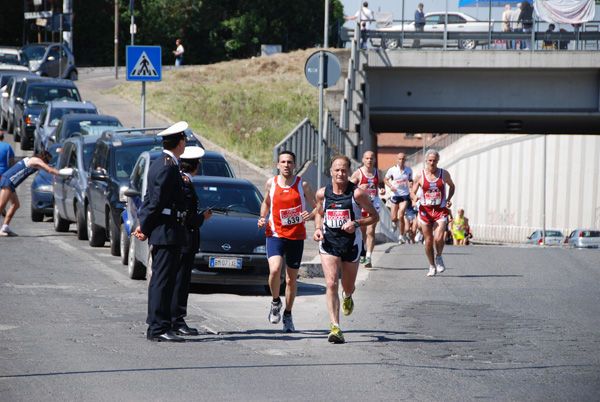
top-left (526, 230), bottom-right (564, 246)
top-left (377, 11), bottom-right (492, 50)
top-left (564, 229), bottom-right (600, 248)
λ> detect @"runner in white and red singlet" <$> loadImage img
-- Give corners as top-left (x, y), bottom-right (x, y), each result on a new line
top-left (350, 150), bottom-right (385, 268)
top-left (411, 149), bottom-right (455, 277)
top-left (257, 151), bottom-right (317, 333)
top-left (384, 152), bottom-right (413, 244)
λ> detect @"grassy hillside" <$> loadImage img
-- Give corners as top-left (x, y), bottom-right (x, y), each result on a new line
top-left (111, 49), bottom-right (321, 169)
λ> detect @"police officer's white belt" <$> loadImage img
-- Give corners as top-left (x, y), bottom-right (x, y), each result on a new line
top-left (162, 208), bottom-right (183, 218)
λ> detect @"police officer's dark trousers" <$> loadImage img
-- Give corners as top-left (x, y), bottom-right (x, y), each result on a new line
top-left (147, 244), bottom-right (182, 337)
top-left (172, 252), bottom-right (195, 327)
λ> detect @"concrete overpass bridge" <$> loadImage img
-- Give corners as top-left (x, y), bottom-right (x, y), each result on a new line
top-left (331, 48), bottom-right (600, 154)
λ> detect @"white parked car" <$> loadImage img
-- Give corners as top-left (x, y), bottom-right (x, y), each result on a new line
top-left (564, 229), bottom-right (600, 248)
top-left (378, 12), bottom-right (493, 50)
top-left (526, 230), bottom-right (565, 246)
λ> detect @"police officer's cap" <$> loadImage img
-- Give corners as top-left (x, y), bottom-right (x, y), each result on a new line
top-left (158, 121), bottom-right (188, 139)
top-left (180, 146), bottom-right (205, 160)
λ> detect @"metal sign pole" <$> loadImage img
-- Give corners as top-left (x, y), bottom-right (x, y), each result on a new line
top-left (317, 0), bottom-right (330, 190)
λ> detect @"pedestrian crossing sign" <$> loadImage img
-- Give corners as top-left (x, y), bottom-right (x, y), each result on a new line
top-left (126, 46), bottom-right (161, 82)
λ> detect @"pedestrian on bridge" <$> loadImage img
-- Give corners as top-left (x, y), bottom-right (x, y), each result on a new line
top-left (345, 1), bottom-right (375, 49)
top-left (313, 155), bottom-right (379, 343)
top-left (411, 149), bottom-right (455, 277)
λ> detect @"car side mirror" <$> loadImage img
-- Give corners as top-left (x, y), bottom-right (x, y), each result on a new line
top-left (124, 187), bottom-right (141, 198)
top-left (47, 56), bottom-right (55, 61)
top-left (90, 168), bottom-right (108, 181)
top-left (1, 92), bottom-right (8, 99)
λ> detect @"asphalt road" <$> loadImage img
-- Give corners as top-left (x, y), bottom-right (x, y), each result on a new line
top-left (0, 170), bottom-right (599, 401)
top-left (1, 71), bottom-right (599, 401)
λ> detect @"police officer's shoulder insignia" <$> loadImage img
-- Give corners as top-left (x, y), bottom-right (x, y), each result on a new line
top-left (181, 174), bottom-right (191, 182)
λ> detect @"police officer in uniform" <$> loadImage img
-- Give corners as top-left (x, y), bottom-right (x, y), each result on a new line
top-left (172, 146), bottom-right (212, 336)
top-left (133, 122), bottom-right (188, 342)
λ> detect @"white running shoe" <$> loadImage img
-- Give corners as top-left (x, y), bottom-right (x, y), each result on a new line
top-left (282, 314), bottom-right (295, 333)
top-left (398, 235), bottom-right (406, 244)
top-left (0, 228), bottom-right (18, 237)
top-left (427, 266), bottom-right (436, 277)
top-left (268, 299), bottom-right (282, 324)
top-left (435, 256), bottom-right (446, 274)
top-left (391, 221), bottom-right (397, 231)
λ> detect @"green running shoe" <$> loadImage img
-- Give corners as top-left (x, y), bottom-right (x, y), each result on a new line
top-left (359, 256), bottom-right (366, 264)
top-left (364, 258), bottom-right (372, 268)
top-left (328, 322), bottom-right (345, 344)
top-left (342, 292), bottom-right (354, 316)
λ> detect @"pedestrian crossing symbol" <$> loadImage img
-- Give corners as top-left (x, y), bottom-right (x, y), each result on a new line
top-left (126, 46), bottom-right (162, 82)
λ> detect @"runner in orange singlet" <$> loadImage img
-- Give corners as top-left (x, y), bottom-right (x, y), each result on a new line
top-left (411, 149), bottom-right (455, 277)
top-left (258, 151), bottom-right (317, 332)
top-left (350, 150), bottom-right (385, 268)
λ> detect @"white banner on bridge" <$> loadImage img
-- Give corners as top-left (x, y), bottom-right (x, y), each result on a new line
top-left (534, 0), bottom-right (596, 24)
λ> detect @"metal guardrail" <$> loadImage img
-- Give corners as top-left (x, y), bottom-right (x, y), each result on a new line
top-left (273, 111), bottom-right (356, 177)
top-left (344, 19), bottom-right (600, 51)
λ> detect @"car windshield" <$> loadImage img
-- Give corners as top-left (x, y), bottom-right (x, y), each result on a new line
top-left (198, 159), bottom-right (234, 177)
top-left (48, 145), bottom-right (61, 167)
top-left (0, 57), bottom-right (20, 66)
top-left (193, 182), bottom-right (262, 215)
top-left (27, 86), bottom-right (80, 105)
top-left (64, 119), bottom-right (121, 139)
top-left (22, 44), bottom-right (49, 61)
top-left (50, 108), bottom-right (96, 126)
top-left (115, 144), bottom-right (161, 183)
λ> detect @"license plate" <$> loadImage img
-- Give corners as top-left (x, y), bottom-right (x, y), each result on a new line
top-left (209, 256), bottom-right (242, 269)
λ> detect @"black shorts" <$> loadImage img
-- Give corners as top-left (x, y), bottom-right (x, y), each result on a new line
top-left (390, 195), bottom-right (411, 204)
top-left (319, 238), bottom-right (362, 263)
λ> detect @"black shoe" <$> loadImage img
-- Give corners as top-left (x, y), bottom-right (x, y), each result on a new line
top-left (172, 325), bottom-right (199, 336)
top-left (147, 331), bottom-right (185, 342)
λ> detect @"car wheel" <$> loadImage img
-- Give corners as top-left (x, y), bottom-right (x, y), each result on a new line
top-left (128, 237), bottom-right (146, 280)
top-left (86, 205), bottom-right (105, 247)
top-left (75, 205), bottom-right (87, 240)
top-left (7, 117), bottom-right (13, 134)
top-left (108, 213), bottom-right (121, 256)
top-left (120, 222), bottom-right (130, 265)
top-left (31, 206), bottom-right (44, 222)
top-left (458, 39), bottom-right (477, 50)
top-left (68, 70), bottom-right (78, 80)
top-left (384, 38), bottom-right (399, 49)
top-left (20, 123), bottom-right (30, 150)
top-left (13, 121), bottom-right (20, 142)
top-left (53, 203), bottom-right (70, 232)
top-left (0, 113), bottom-right (5, 129)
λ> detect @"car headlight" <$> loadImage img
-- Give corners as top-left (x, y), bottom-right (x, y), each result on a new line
top-left (36, 184), bottom-right (53, 193)
top-left (253, 244), bottom-right (266, 254)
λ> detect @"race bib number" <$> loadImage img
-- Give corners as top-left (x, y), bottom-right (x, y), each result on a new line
top-left (424, 188), bottom-right (442, 206)
top-left (325, 209), bottom-right (351, 229)
top-left (366, 185), bottom-right (377, 201)
top-left (394, 178), bottom-right (408, 189)
top-left (280, 205), bottom-right (303, 226)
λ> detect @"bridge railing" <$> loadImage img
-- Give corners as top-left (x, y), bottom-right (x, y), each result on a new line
top-left (273, 111), bottom-right (358, 177)
top-left (470, 224), bottom-right (571, 245)
top-left (344, 19), bottom-right (600, 51)
top-left (405, 133), bottom-right (467, 170)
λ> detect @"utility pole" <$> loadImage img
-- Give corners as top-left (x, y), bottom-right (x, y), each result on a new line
top-left (115, 0), bottom-right (119, 79)
top-left (63, 0), bottom-right (72, 49)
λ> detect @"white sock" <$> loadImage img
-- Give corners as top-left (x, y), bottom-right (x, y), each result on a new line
top-left (1, 225), bottom-right (8, 231)
top-left (366, 252), bottom-right (372, 259)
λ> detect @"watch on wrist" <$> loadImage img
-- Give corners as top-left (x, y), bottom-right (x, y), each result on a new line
top-left (354, 220), bottom-right (360, 228)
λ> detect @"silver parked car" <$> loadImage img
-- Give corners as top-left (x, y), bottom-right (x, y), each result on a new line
top-left (33, 100), bottom-right (98, 152)
top-left (526, 230), bottom-right (564, 246)
top-left (21, 43), bottom-right (77, 80)
top-left (564, 229), bottom-right (600, 248)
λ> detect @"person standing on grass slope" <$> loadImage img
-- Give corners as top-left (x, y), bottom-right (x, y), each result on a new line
top-left (350, 150), bottom-right (385, 268)
top-left (411, 149), bottom-right (455, 277)
top-left (384, 152), bottom-right (413, 244)
top-left (173, 39), bottom-right (184, 66)
top-left (313, 155), bottom-right (379, 344)
top-left (258, 151), bottom-right (317, 333)
top-left (0, 150), bottom-right (60, 237)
